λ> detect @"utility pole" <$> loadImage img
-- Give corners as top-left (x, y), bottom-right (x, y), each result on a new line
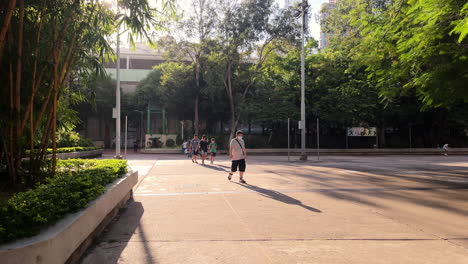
top-left (124, 115), bottom-right (128, 157)
top-left (296, 0), bottom-right (308, 161)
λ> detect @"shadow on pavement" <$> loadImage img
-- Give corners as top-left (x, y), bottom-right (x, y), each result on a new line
top-left (233, 182), bottom-right (322, 213)
top-left (200, 164), bottom-right (230, 172)
top-left (283, 161), bottom-right (468, 216)
top-left (80, 200), bottom-right (156, 264)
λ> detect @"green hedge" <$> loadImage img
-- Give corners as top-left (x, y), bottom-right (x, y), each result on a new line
top-left (165, 139), bottom-right (175, 147)
top-left (25, 146), bottom-right (100, 155)
top-left (0, 159), bottom-right (127, 244)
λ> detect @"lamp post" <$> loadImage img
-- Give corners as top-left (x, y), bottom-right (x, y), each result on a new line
top-left (108, 0), bottom-right (122, 158)
top-left (114, 0), bottom-right (122, 159)
top-left (180, 121), bottom-right (184, 142)
top-left (295, 0), bottom-right (309, 161)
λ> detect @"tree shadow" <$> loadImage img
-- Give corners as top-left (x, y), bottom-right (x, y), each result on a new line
top-left (80, 200), bottom-right (157, 264)
top-left (233, 182), bottom-right (322, 213)
top-left (278, 160), bottom-right (468, 217)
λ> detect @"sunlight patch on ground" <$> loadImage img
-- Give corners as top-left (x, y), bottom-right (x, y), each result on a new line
top-left (435, 163), bottom-right (468, 167)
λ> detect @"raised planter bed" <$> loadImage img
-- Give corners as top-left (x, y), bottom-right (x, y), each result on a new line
top-left (0, 170), bottom-right (138, 264)
top-left (53, 149), bottom-right (103, 159)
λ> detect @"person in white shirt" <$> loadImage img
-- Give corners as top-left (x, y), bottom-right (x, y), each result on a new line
top-left (182, 140), bottom-right (188, 154)
top-left (443, 143), bottom-right (449, 156)
top-left (228, 130), bottom-right (247, 184)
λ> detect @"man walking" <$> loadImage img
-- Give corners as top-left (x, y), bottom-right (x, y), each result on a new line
top-left (228, 130), bottom-right (247, 184)
top-left (443, 143), bottom-right (449, 156)
top-left (190, 135), bottom-right (201, 163)
top-left (200, 135), bottom-right (209, 165)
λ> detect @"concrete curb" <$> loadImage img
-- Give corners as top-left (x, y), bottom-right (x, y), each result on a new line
top-left (0, 170), bottom-right (138, 264)
top-left (140, 148), bottom-right (468, 155)
top-left (141, 148), bottom-right (182, 154)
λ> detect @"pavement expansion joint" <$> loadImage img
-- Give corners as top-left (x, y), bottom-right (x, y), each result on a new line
top-left (221, 194), bottom-right (274, 263)
top-left (132, 159), bottom-right (159, 191)
top-left (112, 238), bottom-right (468, 243)
top-left (134, 186), bottom-right (468, 196)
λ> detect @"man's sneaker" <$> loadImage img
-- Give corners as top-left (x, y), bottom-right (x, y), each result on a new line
top-left (239, 178), bottom-right (247, 184)
top-left (228, 173), bottom-right (233, 181)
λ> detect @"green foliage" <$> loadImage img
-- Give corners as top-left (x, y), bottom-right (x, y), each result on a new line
top-left (165, 138), bottom-right (175, 147)
top-left (176, 134), bottom-right (183, 145)
top-left (0, 159), bottom-right (127, 244)
top-left (245, 135), bottom-right (270, 148)
top-left (329, 0), bottom-right (468, 107)
top-left (134, 62), bottom-right (195, 121)
top-left (56, 131), bottom-right (94, 148)
top-left (451, 2), bottom-right (468, 43)
top-left (25, 147), bottom-right (99, 156)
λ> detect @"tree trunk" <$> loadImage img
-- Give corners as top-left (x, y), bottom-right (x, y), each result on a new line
top-left (193, 54), bottom-right (201, 135)
top-left (13, 0), bottom-right (25, 184)
top-left (51, 46), bottom-right (59, 173)
top-left (226, 62), bottom-right (237, 140)
top-left (0, 0), bottom-right (17, 63)
top-left (194, 94), bottom-right (200, 135)
top-left (378, 125), bottom-right (386, 148)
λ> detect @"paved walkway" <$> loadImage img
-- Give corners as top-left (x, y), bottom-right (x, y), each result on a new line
top-left (82, 154), bottom-right (468, 263)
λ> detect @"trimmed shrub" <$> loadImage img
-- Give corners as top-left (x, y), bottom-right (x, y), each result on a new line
top-left (0, 159), bottom-right (127, 244)
top-left (56, 131), bottom-right (94, 148)
top-left (77, 137), bottom-right (94, 147)
top-left (166, 139), bottom-right (175, 147)
top-left (176, 134), bottom-right (183, 146)
top-left (25, 146), bottom-right (99, 156)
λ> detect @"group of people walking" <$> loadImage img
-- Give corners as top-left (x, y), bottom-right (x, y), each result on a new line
top-left (183, 135), bottom-right (218, 165)
top-left (183, 130), bottom-right (247, 184)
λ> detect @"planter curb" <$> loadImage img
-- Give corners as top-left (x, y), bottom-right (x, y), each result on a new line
top-left (0, 170), bottom-right (138, 264)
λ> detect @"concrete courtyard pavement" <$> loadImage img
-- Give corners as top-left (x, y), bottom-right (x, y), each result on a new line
top-left (82, 153), bottom-right (468, 263)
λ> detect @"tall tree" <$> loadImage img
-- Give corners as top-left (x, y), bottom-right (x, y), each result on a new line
top-left (215, 0), bottom-right (299, 140)
top-left (158, 0), bottom-right (216, 135)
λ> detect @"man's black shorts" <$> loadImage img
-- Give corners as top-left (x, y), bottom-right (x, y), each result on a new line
top-left (231, 159), bottom-right (246, 172)
top-left (210, 152), bottom-right (217, 157)
top-left (192, 151), bottom-right (199, 155)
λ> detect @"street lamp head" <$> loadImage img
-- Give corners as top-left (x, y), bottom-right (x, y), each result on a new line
top-left (299, 2), bottom-right (309, 9)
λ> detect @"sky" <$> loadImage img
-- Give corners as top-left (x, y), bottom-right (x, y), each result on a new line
top-left (174, 0), bottom-right (328, 42)
top-left (304, 0), bottom-right (329, 41)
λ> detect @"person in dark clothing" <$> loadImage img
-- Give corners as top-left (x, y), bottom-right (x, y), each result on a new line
top-left (190, 135), bottom-right (200, 163)
top-left (199, 135), bottom-right (209, 165)
top-left (133, 141), bottom-right (138, 153)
